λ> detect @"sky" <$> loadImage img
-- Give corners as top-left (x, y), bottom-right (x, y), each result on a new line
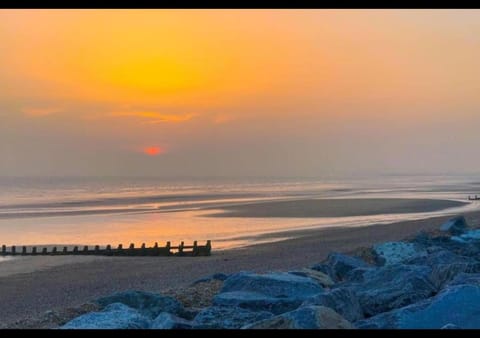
top-left (2, 9), bottom-right (480, 178)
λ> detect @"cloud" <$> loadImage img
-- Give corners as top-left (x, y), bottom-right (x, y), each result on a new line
top-left (110, 111), bottom-right (196, 123)
top-left (22, 107), bottom-right (63, 117)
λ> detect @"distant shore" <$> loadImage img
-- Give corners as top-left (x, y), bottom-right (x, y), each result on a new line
top-left (1, 208), bottom-right (480, 328)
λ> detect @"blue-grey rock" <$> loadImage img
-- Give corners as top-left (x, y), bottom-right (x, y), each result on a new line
top-left (327, 253), bottom-right (369, 281)
top-left (349, 264), bottom-right (436, 317)
top-left (440, 216), bottom-right (469, 236)
top-left (452, 229), bottom-right (480, 243)
top-left (221, 272), bottom-right (323, 299)
top-left (441, 323), bottom-right (461, 329)
top-left (213, 291), bottom-right (303, 315)
top-left (404, 249), bottom-right (480, 289)
top-left (96, 290), bottom-right (184, 319)
top-left (242, 305), bottom-right (353, 329)
top-left (191, 273), bottom-right (229, 285)
top-left (373, 241), bottom-right (427, 266)
top-left (61, 303), bottom-right (150, 329)
top-left (446, 272), bottom-right (480, 287)
top-left (355, 285), bottom-right (480, 329)
top-left (301, 288), bottom-right (363, 322)
top-left (192, 306), bottom-right (273, 329)
top-left (150, 312), bottom-right (193, 329)
top-left (288, 269), bottom-right (335, 287)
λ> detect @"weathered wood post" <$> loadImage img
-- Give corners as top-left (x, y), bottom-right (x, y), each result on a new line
top-left (22, 246), bottom-right (27, 255)
top-left (166, 241), bottom-right (171, 256)
top-left (117, 244), bottom-right (123, 256)
top-left (83, 246), bottom-right (89, 254)
top-left (52, 247), bottom-right (57, 255)
top-left (32, 247), bottom-right (37, 255)
top-left (63, 247), bottom-right (68, 254)
top-left (1, 245), bottom-right (6, 255)
top-left (129, 243), bottom-right (135, 255)
top-left (42, 247), bottom-right (47, 255)
top-left (193, 241), bottom-right (198, 256)
top-left (11, 246), bottom-right (16, 256)
top-left (206, 240), bottom-right (212, 256)
top-left (140, 243), bottom-right (146, 256)
top-left (178, 241), bottom-right (184, 256)
top-left (73, 246), bottom-right (79, 254)
top-left (94, 245), bottom-right (100, 255)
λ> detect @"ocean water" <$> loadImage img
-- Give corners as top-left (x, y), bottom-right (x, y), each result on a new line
top-left (0, 175), bottom-right (479, 250)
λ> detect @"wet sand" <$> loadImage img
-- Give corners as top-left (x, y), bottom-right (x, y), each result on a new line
top-left (1, 209), bottom-right (480, 327)
top-left (206, 198), bottom-right (467, 217)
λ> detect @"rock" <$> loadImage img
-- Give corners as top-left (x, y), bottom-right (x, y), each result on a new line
top-left (348, 264), bottom-right (436, 317)
top-left (96, 290), bottom-right (185, 319)
top-left (61, 303), bottom-right (150, 329)
top-left (301, 288), bottom-right (363, 322)
top-left (150, 312), bottom-right (193, 329)
top-left (441, 323), bottom-right (461, 329)
top-left (356, 285), bottom-right (480, 329)
top-left (192, 306), bottom-right (273, 329)
top-left (243, 306), bottom-right (353, 329)
top-left (446, 272), bottom-right (480, 287)
top-left (191, 273), bottom-right (229, 285)
top-left (213, 291), bottom-right (303, 315)
top-left (221, 272), bottom-right (323, 299)
top-left (312, 253), bottom-right (369, 282)
top-left (288, 268), bottom-right (335, 287)
top-left (404, 249), bottom-right (480, 289)
top-left (373, 241), bottom-right (427, 266)
top-left (440, 216), bottom-right (469, 236)
top-left (452, 229), bottom-right (480, 243)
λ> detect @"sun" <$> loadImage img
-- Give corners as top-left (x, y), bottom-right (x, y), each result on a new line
top-left (142, 146), bottom-right (165, 156)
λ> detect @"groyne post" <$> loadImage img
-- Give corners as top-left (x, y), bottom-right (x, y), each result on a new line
top-left (32, 247), bottom-right (37, 255)
top-left (11, 246), bottom-right (16, 256)
top-left (42, 248), bottom-right (47, 255)
top-left (22, 246), bottom-right (27, 255)
top-left (2, 245), bottom-right (6, 255)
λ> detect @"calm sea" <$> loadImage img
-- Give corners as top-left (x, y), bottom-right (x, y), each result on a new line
top-left (0, 175), bottom-right (479, 250)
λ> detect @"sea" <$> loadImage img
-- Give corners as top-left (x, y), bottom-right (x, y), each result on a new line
top-left (0, 175), bottom-right (479, 252)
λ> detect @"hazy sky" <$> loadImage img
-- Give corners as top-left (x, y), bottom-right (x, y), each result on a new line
top-left (2, 9), bottom-right (480, 177)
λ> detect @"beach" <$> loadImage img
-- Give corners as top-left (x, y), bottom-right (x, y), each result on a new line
top-left (1, 209), bottom-right (480, 328)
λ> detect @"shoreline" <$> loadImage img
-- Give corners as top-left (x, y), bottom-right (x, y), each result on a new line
top-left (1, 209), bottom-right (480, 327)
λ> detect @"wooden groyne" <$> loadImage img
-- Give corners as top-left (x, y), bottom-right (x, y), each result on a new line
top-left (0, 240), bottom-right (211, 257)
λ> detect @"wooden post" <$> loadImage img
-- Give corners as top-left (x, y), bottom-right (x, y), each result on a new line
top-left (206, 240), bottom-right (212, 255)
top-left (83, 246), bottom-right (88, 254)
top-left (12, 246), bottom-right (16, 256)
top-left (106, 244), bottom-right (111, 256)
top-left (32, 247), bottom-right (37, 255)
top-left (73, 246), bottom-right (78, 254)
top-left (178, 241), bottom-right (184, 255)
top-left (22, 246), bottom-right (27, 255)
top-left (63, 247), bottom-right (68, 254)
top-left (154, 242), bottom-right (158, 249)
top-left (94, 245), bottom-right (100, 255)
top-left (1, 245), bottom-right (5, 255)
top-left (166, 241), bottom-right (171, 255)
top-left (42, 247), bottom-right (47, 255)
top-left (129, 243), bottom-right (135, 255)
top-left (117, 244), bottom-right (123, 256)
top-left (193, 241), bottom-right (198, 256)
top-left (52, 247), bottom-right (57, 255)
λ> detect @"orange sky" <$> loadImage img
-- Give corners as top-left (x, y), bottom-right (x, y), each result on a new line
top-left (2, 9), bottom-right (480, 177)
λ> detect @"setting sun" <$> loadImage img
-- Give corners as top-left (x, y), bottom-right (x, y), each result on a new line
top-left (142, 146), bottom-right (165, 156)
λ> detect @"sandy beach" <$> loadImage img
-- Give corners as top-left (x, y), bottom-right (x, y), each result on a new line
top-left (1, 208), bottom-right (480, 328)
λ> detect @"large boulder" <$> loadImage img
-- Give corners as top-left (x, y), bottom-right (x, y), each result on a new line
top-left (347, 264), bottom-right (436, 317)
top-left (355, 285), bottom-right (480, 329)
top-left (213, 291), bottom-right (303, 315)
top-left (221, 272), bottom-right (323, 299)
top-left (440, 216), bottom-right (469, 236)
top-left (61, 303), bottom-right (150, 329)
top-left (373, 241), bottom-right (427, 266)
top-left (288, 269), bottom-right (335, 287)
top-left (405, 249), bottom-right (480, 289)
top-left (96, 290), bottom-right (185, 319)
top-left (150, 312), bottom-right (193, 329)
top-left (192, 306), bottom-right (273, 329)
top-left (312, 253), bottom-right (369, 282)
top-left (301, 288), bottom-right (363, 322)
top-left (452, 229), bottom-right (480, 243)
top-left (243, 305), bottom-right (353, 329)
